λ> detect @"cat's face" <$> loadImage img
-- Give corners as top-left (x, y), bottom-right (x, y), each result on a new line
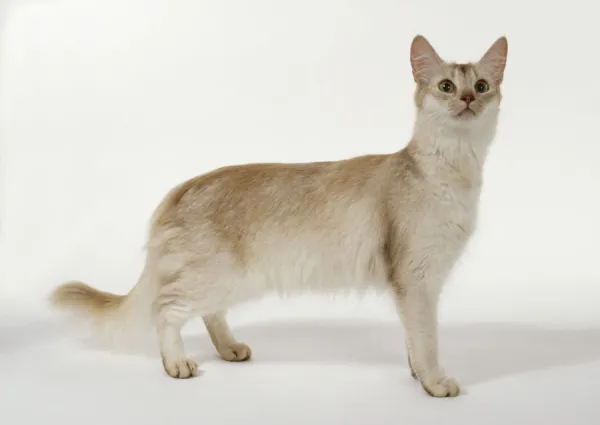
top-left (410, 36), bottom-right (508, 128)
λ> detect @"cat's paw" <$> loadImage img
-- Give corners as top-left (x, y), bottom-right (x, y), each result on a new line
top-left (218, 342), bottom-right (252, 362)
top-left (162, 357), bottom-right (199, 379)
top-left (422, 376), bottom-right (461, 398)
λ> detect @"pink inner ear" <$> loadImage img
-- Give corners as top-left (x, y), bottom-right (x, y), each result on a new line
top-left (410, 36), bottom-right (442, 84)
top-left (479, 37), bottom-right (508, 84)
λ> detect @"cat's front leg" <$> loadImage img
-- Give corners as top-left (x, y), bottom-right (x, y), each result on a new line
top-left (394, 270), bottom-right (460, 397)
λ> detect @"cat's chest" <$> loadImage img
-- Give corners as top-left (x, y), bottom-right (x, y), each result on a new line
top-left (417, 180), bottom-right (480, 241)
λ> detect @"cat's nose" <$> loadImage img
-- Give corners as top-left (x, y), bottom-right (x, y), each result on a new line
top-left (461, 94), bottom-right (474, 105)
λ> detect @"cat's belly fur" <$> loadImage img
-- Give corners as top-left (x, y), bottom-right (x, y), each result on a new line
top-left (153, 205), bottom-right (390, 315)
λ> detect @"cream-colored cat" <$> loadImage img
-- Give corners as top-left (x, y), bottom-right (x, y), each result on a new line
top-left (51, 35), bottom-right (507, 397)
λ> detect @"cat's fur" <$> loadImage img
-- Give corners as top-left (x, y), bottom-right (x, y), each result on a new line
top-left (51, 35), bottom-right (508, 397)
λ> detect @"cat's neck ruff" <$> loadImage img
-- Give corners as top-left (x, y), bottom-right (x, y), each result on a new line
top-left (408, 108), bottom-right (498, 185)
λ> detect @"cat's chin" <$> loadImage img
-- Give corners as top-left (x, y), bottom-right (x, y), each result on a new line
top-left (456, 109), bottom-right (476, 120)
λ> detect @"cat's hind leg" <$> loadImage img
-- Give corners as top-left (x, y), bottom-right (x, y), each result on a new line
top-left (203, 311), bottom-right (252, 362)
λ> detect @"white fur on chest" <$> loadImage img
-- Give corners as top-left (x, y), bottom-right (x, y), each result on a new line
top-left (399, 134), bottom-right (484, 289)
top-left (393, 180), bottom-right (480, 291)
top-left (421, 177), bottom-right (480, 239)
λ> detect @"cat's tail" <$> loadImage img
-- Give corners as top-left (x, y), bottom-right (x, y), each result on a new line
top-left (51, 281), bottom-right (126, 317)
top-left (50, 264), bottom-right (157, 348)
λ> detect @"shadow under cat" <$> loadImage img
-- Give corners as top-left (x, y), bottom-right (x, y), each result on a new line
top-left (180, 320), bottom-right (600, 386)
top-left (2, 317), bottom-right (599, 387)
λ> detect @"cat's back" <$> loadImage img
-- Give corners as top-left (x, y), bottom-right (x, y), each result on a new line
top-left (149, 153), bottom-right (391, 239)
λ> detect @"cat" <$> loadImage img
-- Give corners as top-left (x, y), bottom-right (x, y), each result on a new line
top-left (51, 34), bottom-right (508, 398)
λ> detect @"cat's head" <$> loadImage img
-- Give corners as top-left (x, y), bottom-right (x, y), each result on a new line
top-left (410, 35), bottom-right (508, 129)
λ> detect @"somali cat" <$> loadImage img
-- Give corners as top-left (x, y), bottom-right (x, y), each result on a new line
top-left (51, 35), bottom-right (507, 397)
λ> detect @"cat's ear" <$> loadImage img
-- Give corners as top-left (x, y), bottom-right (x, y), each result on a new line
top-left (479, 36), bottom-right (508, 84)
top-left (410, 35), bottom-right (443, 85)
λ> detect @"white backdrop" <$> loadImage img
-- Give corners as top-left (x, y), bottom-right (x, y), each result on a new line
top-left (1, 1), bottom-right (599, 325)
top-left (0, 0), bottom-right (600, 324)
top-left (2, 1), bottom-right (600, 424)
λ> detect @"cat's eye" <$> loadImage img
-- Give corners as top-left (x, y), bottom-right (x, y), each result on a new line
top-left (475, 80), bottom-right (489, 93)
top-left (438, 80), bottom-right (455, 93)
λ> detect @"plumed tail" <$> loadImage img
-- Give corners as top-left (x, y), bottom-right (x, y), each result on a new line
top-left (49, 270), bottom-right (156, 351)
top-left (51, 281), bottom-right (126, 317)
